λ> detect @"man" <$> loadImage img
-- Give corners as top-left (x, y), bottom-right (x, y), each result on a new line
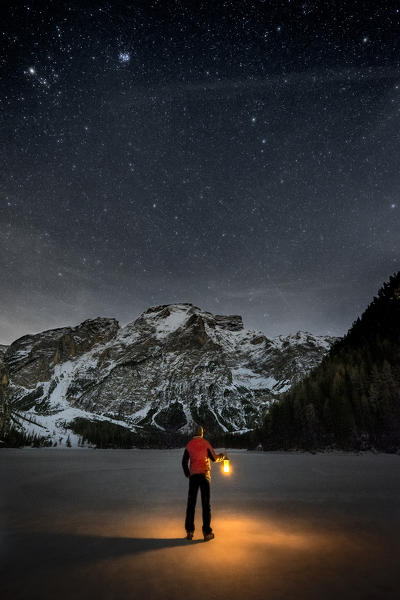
top-left (182, 424), bottom-right (225, 541)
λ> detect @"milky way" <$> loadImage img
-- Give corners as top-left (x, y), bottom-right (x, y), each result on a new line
top-left (1, 1), bottom-right (400, 343)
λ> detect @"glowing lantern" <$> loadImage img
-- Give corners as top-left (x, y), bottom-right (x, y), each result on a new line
top-left (223, 458), bottom-right (230, 474)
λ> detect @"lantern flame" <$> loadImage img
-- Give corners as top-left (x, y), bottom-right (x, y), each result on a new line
top-left (223, 459), bottom-right (230, 473)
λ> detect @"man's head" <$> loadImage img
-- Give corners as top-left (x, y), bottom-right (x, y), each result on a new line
top-left (194, 424), bottom-right (204, 437)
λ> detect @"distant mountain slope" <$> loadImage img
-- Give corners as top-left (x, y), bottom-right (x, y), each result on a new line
top-left (262, 273), bottom-right (400, 451)
top-left (0, 303), bottom-right (336, 447)
top-left (0, 345), bottom-right (7, 372)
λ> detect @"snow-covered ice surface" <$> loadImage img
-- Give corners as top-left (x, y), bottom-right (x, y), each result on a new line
top-left (1, 449), bottom-right (399, 600)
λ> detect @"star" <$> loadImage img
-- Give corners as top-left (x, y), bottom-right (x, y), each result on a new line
top-left (119, 52), bottom-right (131, 63)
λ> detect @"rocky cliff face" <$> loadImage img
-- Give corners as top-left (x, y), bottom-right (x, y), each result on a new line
top-left (6, 318), bottom-right (119, 386)
top-left (1, 304), bottom-right (337, 444)
top-left (0, 344), bottom-right (7, 362)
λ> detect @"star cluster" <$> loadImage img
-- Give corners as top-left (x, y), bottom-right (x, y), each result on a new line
top-left (1, 1), bottom-right (400, 343)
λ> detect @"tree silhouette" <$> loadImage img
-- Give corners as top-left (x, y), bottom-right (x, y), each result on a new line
top-left (261, 272), bottom-right (400, 452)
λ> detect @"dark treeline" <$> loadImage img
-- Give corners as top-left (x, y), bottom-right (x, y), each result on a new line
top-left (68, 417), bottom-right (257, 449)
top-left (260, 273), bottom-right (400, 452)
top-left (1, 416), bottom-right (260, 449)
top-left (0, 425), bottom-right (53, 448)
top-left (69, 417), bottom-right (189, 449)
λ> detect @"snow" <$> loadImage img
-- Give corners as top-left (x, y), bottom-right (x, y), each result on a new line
top-left (130, 403), bottom-right (153, 421)
top-left (271, 331), bottom-right (336, 351)
top-left (9, 346), bottom-right (32, 358)
top-left (20, 405), bottom-right (137, 447)
top-left (150, 408), bottom-right (167, 430)
top-left (208, 407), bottom-right (229, 432)
top-left (152, 305), bottom-right (191, 338)
top-left (17, 351), bottom-right (139, 446)
top-left (231, 366), bottom-right (278, 390)
top-left (1, 450), bottom-right (399, 600)
top-left (46, 360), bottom-right (76, 409)
top-left (179, 403), bottom-right (194, 432)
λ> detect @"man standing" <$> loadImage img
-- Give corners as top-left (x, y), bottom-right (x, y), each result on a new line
top-left (182, 425), bottom-right (225, 541)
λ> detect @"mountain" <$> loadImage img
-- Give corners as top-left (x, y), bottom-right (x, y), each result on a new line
top-left (262, 273), bottom-right (400, 452)
top-left (0, 303), bottom-right (336, 447)
top-left (0, 345), bottom-right (7, 371)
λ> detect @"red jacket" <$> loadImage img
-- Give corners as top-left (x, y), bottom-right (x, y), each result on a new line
top-left (182, 436), bottom-right (222, 480)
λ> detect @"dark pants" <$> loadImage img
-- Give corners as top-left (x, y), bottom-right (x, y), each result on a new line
top-left (185, 474), bottom-right (212, 534)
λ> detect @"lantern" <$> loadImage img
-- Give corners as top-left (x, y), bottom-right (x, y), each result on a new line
top-left (223, 458), bottom-right (230, 474)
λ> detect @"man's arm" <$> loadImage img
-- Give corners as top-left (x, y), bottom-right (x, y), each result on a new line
top-left (207, 444), bottom-right (225, 462)
top-left (182, 448), bottom-right (190, 477)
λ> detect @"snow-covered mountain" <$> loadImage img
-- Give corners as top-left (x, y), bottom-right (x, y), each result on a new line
top-left (1, 304), bottom-right (337, 445)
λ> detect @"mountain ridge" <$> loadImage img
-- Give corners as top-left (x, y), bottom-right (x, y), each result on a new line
top-left (0, 303), bottom-right (337, 447)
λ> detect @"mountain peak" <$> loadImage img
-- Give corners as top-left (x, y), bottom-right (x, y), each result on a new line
top-left (127, 303), bottom-right (244, 340)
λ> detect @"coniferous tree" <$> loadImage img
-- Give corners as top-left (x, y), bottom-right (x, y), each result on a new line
top-left (260, 272), bottom-right (400, 452)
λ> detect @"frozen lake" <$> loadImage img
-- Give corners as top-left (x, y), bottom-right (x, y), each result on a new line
top-left (1, 448), bottom-right (399, 600)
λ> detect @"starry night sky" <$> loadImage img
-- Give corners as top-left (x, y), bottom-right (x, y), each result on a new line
top-left (2, 1), bottom-right (400, 344)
